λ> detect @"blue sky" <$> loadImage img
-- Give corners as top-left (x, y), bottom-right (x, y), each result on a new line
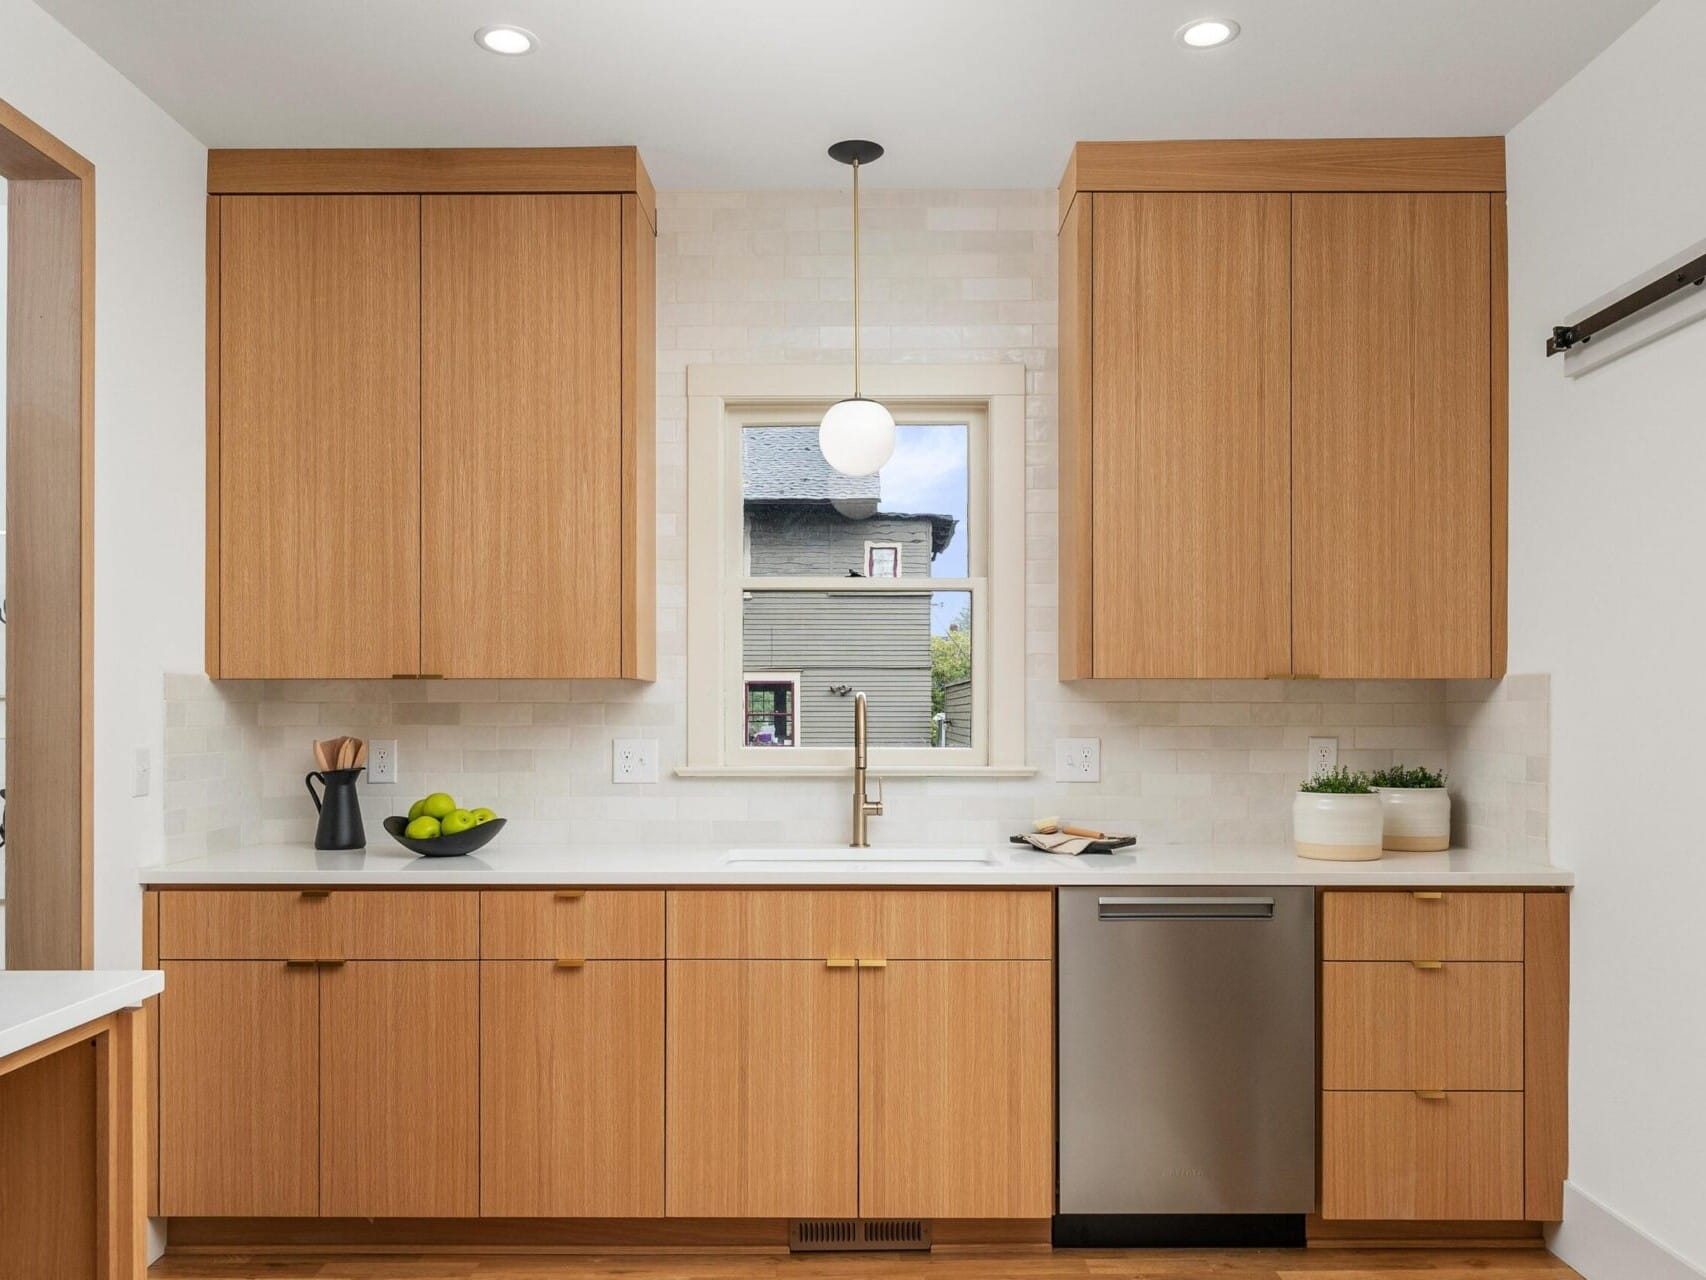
top-left (879, 424), bottom-right (969, 637)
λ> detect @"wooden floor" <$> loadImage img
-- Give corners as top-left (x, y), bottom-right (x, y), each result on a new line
top-left (150, 1247), bottom-right (1582, 1279)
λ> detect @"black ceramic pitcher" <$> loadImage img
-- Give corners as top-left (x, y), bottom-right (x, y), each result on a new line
top-left (305, 768), bottom-right (365, 850)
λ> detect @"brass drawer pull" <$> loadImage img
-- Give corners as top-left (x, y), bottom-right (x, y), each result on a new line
top-left (554, 957), bottom-right (587, 969)
top-left (299, 890), bottom-right (330, 900)
top-left (1412, 891), bottom-right (1443, 901)
top-left (554, 890), bottom-right (586, 902)
top-left (1411, 959), bottom-right (1444, 970)
top-left (317, 958), bottom-right (347, 967)
top-left (1414, 1090), bottom-right (1448, 1101)
top-left (826, 957), bottom-right (856, 969)
top-left (284, 958), bottom-right (317, 968)
top-left (857, 957), bottom-right (888, 969)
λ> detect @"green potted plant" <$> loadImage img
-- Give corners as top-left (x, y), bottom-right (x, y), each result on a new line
top-left (1293, 766), bottom-right (1383, 861)
top-left (1368, 764), bottom-right (1451, 852)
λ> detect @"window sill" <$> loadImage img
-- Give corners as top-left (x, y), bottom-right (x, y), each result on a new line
top-left (674, 764), bottom-right (1039, 780)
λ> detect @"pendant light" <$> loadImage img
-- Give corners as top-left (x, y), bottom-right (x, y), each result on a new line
top-left (819, 140), bottom-right (896, 477)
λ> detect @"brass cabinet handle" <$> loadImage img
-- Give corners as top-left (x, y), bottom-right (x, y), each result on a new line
top-left (857, 957), bottom-right (888, 969)
top-left (1412, 891), bottom-right (1443, 901)
top-left (299, 890), bottom-right (330, 900)
top-left (554, 890), bottom-right (586, 902)
top-left (1411, 959), bottom-right (1444, 970)
top-left (826, 957), bottom-right (856, 969)
top-left (1414, 1090), bottom-right (1448, 1101)
top-left (554, 957), bottom-right (586, 969)
top-left (317, 958), bottom-right (347, 967)
top-left (286, 957), bottom-right (346, 967)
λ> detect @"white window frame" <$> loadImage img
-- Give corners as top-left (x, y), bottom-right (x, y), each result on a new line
top-left (682, 364), bottom-right (1030, 777)
top-left (863, 541), bottom-right (902, 578)
top-left (741, 670), bottom-right (802, 748)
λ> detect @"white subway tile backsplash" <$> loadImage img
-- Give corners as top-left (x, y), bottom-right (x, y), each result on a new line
top-left (162, 189), bottom-right (1550, 865)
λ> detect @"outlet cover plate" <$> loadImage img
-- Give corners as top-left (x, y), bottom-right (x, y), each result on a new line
top-left (1055, 737), bottom-right (1101, 783)
top-left (613, 738), bottom-right (659, 784)
top-left (1308, 737), bottom-right (1339, 777)
top-left (367, 739), bottom-right (398, 785)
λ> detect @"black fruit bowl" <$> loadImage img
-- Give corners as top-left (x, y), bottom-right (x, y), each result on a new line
top-left (383, 815), bottom-right (506, 858)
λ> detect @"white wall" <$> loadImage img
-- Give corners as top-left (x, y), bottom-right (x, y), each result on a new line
top-left (1507, 1), bottom-right (1706, 1273)
top-left (0, 0), bottom-right (205, 967)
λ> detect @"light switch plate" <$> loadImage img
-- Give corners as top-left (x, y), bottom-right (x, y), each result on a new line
top-left (367, 739), bottom-right (398, 785)
top-left (1055, 737), bottom-right (1101, 783)
top-left (613, 739), bottom-right (659, 784)
top-left (1308, 737), bottom-right (1339, 777)
top-left (132, 746), bottom-right (151, 798)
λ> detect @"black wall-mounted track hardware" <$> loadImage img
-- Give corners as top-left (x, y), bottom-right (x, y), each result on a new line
top-left (1548, 251), bottom-right (1706, 355)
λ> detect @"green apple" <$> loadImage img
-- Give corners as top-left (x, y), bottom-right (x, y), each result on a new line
top-left (407, 796), bottom-right (430, 823)
top-left (404, 815), bottom-right (441, 841)
top-left (420, 792), bottom-right (457, 821)
top-left (440, 808), bottom-right (478, 836)
top-left (471, 807), bottom-right (498, 824)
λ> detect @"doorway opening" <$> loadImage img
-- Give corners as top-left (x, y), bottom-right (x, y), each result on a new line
top-left (0, 97), bottom-right (95, 968)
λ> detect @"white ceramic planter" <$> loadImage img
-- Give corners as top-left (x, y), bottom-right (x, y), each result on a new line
top-left (1292, 792), bottom-right (1384, 861)
top-left (1374, 786), bottom-right (1452, 852)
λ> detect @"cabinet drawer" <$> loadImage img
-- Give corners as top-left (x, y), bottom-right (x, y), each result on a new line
top-left (1323, 891), bottom-right (1522, 961)
top-left (480, 890), bottom-right (664, 959)
top-left (1323, 961), bottom-right (1522, 1090)
top-left (666, 890), bottom-right (1053, 960)
top-left (1321, 1091), bottom-right (1523, 1220)
top-left (160, 889), bottom-right (478, 959)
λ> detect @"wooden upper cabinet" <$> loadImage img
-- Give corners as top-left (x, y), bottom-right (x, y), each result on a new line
top-left (206, 149), bottom-right (656, 681)
top-left (215, 195), bottom-right (422, 678)
top-left (421, 195), bottom-right (625, 677)
top-left (1058, 140), bottom-right (1505, 681)
top-left (1292, 193), bottom-right (1493, 678)
top-left (1088, 193), bottom-right (1291, 678)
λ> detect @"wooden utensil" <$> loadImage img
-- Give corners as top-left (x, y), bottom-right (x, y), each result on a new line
top-left (313, 739), bottom-right (332, 771)
top-left (336, 737), bottom-right (356, 771)
top-left (354, 740), bottom-right (368, 769)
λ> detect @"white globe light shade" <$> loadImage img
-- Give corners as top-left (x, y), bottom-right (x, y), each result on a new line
top-left (818, 397), bottom-right (896, 476)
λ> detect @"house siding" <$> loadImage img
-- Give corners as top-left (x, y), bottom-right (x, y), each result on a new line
top-left (745, 509), bottom-right (937, 578)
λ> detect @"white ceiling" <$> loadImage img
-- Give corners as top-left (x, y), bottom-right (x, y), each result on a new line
top-left (36, 0), bottom-right (1657, 188)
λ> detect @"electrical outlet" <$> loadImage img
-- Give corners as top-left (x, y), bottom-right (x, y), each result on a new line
top-left (1308, 737), bottom-right (1339, 777)
top-left (613, 738), bottom-right (659, 784)
top-left (367, 738), bottom-right (398, 785)
top-left (132, 746), bottom-right (151, 798)
top-left (1055, 737), bottom-right (1101, 783)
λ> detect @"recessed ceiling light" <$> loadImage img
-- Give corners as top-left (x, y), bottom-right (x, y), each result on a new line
top-left (475, 24), bottom-right (539, 56)
top-left (1177, 18), bottom-right (1240, 48)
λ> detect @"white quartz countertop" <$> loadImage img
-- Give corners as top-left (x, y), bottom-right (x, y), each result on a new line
top-left (139, 843), bottom-right (1573, 888)
top-left (0, 970), bottom-right (164, 1061)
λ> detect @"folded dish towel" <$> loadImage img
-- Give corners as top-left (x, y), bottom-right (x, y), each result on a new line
top-left (1014, 830), bottom-right (1134, 855)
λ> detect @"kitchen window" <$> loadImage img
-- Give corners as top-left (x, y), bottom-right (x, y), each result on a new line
top-left (683, 365), bottom-right (1028, 776)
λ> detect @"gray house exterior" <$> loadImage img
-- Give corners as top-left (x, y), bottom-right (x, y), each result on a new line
top-left (740, 428), bottom-right (956, 749)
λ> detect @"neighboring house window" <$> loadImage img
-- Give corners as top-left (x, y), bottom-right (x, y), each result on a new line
top-left (683, 365), bottom-right (1028, 775)
top-left (865, 542), bottom-right (901, 578)
top-left (743, 673), bottom-right (801, 747)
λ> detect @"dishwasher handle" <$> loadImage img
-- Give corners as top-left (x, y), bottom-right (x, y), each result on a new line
top-left (1097, 896), bottom-right (1276, 921)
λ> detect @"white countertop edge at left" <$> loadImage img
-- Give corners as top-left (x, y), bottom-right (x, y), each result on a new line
top-left (0, 970), bottom-right (165, 1061)
top-left (136, 844), bottom-right (1575, 888)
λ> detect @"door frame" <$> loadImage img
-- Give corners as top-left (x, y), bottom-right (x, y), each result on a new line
top-left (1, 96), bottom-right (96, 968)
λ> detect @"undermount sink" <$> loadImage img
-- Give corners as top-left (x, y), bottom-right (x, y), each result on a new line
top-left (722, 846), bottom-right (996, 870)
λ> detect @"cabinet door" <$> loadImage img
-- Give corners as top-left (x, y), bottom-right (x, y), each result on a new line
top-left (480, 961), bottom-right (664, 1216)
top-left (1322, 1091), bottom-right (1523, 1220)
top-left (666, 961), bottom-right (857, 1217)
top-left (420, 195), bottom-right (624, 677)
top-left (1090, 193), bottom-right (1291, 677)
top-left (859, 961), bottom-right (1053, 1218)
top-left (158, 961), bottom-right (318, 1216)
top-left (319, 962), bottom-right (478, 1217)
top-left (216, 195), bottom-right (421, 678)
top-left (1293, 193), bottom-right (1492, 678)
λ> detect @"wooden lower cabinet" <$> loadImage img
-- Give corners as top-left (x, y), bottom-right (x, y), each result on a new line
top-left (319, 962), bottom-right (479, 1218)
top-left (665, 960), bottom-right (858, 1218)
top-left (1323, 961), bottom-right (1524, 1091)
top-left (158, 961), bottom-right (318, 1217)
top-left (860, 962), bottom-right (1053, 1218)
top-left (1322, 1091), bottom-right (1523, 1220)
top-left (480, 961), bottom-right (664, 1216)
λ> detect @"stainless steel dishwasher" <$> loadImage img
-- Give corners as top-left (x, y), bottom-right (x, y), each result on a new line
top-left (1056, 886), bottom-right (1316, 1246)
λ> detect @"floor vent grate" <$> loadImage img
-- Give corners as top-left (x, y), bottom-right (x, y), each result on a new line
top-left (789, 1218), bottom-right (932, 1252)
